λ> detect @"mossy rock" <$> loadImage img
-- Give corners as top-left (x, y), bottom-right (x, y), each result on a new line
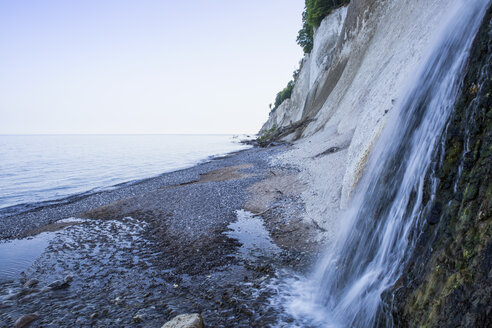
top-left (390, 5), bottom-right (492, 328)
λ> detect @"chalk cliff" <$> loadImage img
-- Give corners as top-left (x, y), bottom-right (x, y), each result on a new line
top-left (262, 0), bottom-right (459, 237)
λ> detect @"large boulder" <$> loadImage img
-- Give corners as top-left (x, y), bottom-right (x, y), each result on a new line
top-left (161, 313), bottom-right (203, 328)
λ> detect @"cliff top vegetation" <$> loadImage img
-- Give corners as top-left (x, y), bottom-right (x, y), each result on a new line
top-left (297, 0), bottom-right (349, 53)
top-left (269, 0), bottom-right (349, 115)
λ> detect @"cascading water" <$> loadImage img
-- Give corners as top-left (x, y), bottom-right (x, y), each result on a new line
top-left (274, 0), bottom-right (491, 327)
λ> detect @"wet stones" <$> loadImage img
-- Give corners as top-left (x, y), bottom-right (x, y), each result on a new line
top-left (161, 313), bottom-right (204, 328)
top-left (0, 148), bottom-right (307, 327)
top-left (16, 287), bottom-right (40, 298)
top-left (132, 307), bottom-right (156, 323)
top-left (23, 279), bottom-right (39, 289)
top-left (14, 313), bottom-right (38, 328)
top-left (46, 274), bottom-right (73, 290)
top-left (133, 313), bottom-right (144, 323)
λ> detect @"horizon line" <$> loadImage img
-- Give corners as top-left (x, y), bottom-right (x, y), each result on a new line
top-left (0, 132), bottom-right (256, 136)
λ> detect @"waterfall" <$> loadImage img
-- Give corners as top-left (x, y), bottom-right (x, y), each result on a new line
top-left (278, 0), bottom-right (491, 327)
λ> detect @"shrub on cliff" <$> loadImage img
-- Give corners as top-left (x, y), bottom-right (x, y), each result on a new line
top-left (271, 68), bottom-right (300, 112)
top-left (273, 80), bottom-right (295, 109)
top-left (270, 1), bottom-right (349, 111)
top-left (297, 0), bottom-right (349, 53)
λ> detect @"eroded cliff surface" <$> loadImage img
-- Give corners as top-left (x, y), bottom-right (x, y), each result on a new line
top-left (264, 0), bottom-right (456, 237)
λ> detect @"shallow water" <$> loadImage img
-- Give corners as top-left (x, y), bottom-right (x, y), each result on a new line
top-left (0, 217), bottom-right (168, 326)
top-left (0, 134), bottom-right (250, 215)
top-left (225, 210), bottom-right (281, 260)
top-left (0, 218), bottom-right (87, 282)
top-left (0, 212), bottom-right (288, 326)
top-left (0, 232), bottom-right (56, 282)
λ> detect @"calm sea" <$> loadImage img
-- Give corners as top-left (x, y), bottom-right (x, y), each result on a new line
top-left (0, 134), bottom-right (250, 215)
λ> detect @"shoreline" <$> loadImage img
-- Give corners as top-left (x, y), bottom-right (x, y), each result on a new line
top-left (0, 146), bottom-right (253, 240)
top-left (0, 145), bottom-right (251, 231)
top-left (0, 144), bottom-right (323, 327)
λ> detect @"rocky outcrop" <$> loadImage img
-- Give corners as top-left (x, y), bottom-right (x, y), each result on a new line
top-left (389, 5), bottom-right (492, 327)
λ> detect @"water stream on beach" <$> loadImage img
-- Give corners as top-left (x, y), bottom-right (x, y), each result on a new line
top-left (271, 0), bottom-right (490, 326)
top-left (226, 210), bottom-right (282, 261)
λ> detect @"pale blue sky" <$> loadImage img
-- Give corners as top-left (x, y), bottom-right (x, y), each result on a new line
top-left (0, 0), bottom-right (304, 134)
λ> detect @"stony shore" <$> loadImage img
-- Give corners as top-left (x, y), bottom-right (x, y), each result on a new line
top-left (0, 145), bottom-right (323, 327)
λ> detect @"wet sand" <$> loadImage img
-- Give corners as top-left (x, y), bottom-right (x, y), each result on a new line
top-left (0, 146), bottom-right (322, 327)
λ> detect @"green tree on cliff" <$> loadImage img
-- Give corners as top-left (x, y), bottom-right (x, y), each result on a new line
top-left (272, 1), bottom-right (349, 111)
top-left (297, 0), bottom-right (349, 53)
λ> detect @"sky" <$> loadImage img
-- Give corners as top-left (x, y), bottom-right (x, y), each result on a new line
top-left (0, 0), bottom-right (305, 134)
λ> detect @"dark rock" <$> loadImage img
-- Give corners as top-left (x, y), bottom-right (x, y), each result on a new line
top-left (133, 313), bottom-right (143, 323)
top-left (427, 201), bottom-right (442, 225)
top-left (314, 146), bottom-right (341, 158)
top-left (391, 5), bottom-right (492, 327)
top-left (14, 313), bottom-right (39, 328)
top-left (46, 275), bottom-right (73, 290)
top-left (17, 288), bottom-right (40, 297)
top-left (23, 279), bottom-right (39, 289)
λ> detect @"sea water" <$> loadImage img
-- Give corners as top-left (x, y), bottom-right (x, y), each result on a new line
top-left (0, 134), bottom-right (249, 216)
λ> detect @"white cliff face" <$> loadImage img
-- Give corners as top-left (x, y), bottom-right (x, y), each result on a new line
top-left (259, 59), bottom-right (309, 134)
top-left (264, 0), bottom-right (458, 240)
top-left (260, 6), bottom-right (347, 134)
top-left (309, 7), bottom-right (347, 89)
